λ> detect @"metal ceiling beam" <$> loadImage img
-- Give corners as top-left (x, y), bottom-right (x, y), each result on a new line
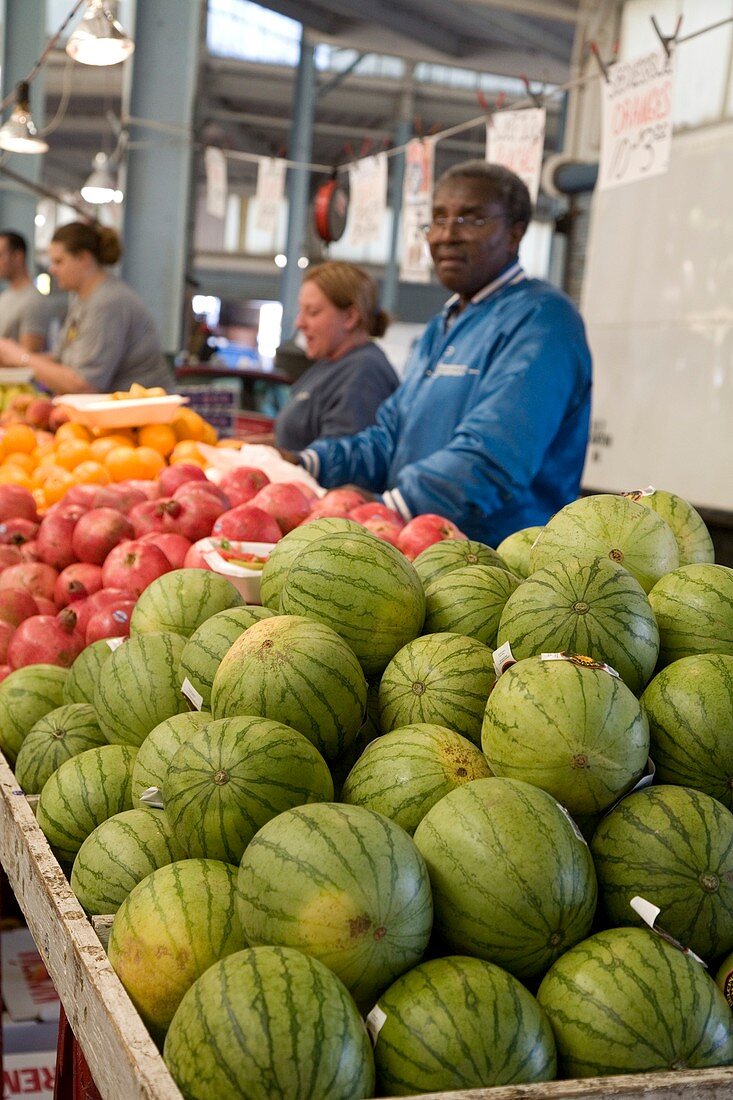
top-left (250, 0), bottom-right (343, 36)
top-left (297, 0), bottom-right (466, 56)
top-left (464, 0), bottom-right (579, 23)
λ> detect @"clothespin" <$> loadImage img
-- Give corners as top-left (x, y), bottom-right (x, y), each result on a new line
top-left (650, 13), bottom-right (683, 57)
top-left (520, 74), bottom-right (544, 108)
top-left (589, 41), bottom-right (611, 84)
top-left (414, 116), bottom-right (424, 141)
top-left (358, 137), bottom-right (373, 159)
top-left (478, 89), bottom-right (506, 128)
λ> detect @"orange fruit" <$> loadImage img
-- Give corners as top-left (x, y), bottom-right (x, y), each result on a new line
top-left (104, 445), bottom-right (139, 482)
top-left (73, 460), bottom-right (111, 485)
top-left (54, 421), bottom-right (92, 444)
top-left (171, 408), bottom-right (209, 442)
top-left (216, 438), bottom-right (244, 450)
top-left (1, 423), bottom-right (37, 456)
top-left (92, 426), bottom-right (136, 443)
top-left (169, 440), bottom-right (206, 467)
top-left (32, 487), bottom-right (47, 512)
top-left (127, 446), bottom-right (166, 480)
top-left (137, 423), bottom-right (177, 457)
top-left (43, 469), bottom-right (76, 504)
top-left (53, 438), bottom-right (93, 471)
top-left (0, 465), bottom-right (32, 488)
top-left (4, 452), bottom-right (36, 474)
top-left (89, 435), bottom-right (129, 461)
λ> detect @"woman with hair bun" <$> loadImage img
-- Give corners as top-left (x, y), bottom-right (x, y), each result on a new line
top-left (256, 261), bottom-right (398, 451)
top-left (0, 221), bottom-right (174, 395)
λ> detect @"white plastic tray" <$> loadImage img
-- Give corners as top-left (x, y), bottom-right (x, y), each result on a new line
top-left (52, 393), bottom-right (189, 429)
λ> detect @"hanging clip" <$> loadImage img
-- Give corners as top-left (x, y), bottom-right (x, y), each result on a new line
top-left (358, 136), bottom-right (374, 159)
top-left (478, 90), bottom-right (505, 128)
top-left (650, 13), bottom-right (683, 58)
top-left (589, 41), bottom-right (611, 84)
top-left (520, 74), bottom-right (545, 108)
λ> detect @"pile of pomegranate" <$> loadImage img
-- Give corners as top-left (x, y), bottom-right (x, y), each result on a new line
top-left (0, 464), bottom-right (465, 677)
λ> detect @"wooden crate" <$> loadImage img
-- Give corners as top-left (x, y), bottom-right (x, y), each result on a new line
top-left (1, 746), bottom-right (733, 1100)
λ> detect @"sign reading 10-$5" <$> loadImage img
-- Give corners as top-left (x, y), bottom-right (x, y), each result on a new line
top-left (599, 50), bottom-right (676, 192)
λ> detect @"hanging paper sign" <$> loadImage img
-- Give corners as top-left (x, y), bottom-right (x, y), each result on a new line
top-left (204, 146), bottom-right (228, 220)
top-left (254, 156), bottom-right (287, 236)
top-left (599, 50), bottom-right (675, 191)
top-left (485, 107), bottom-right (546, 203)
top-left (347, 153), bottom-right (388, 248)
top-left (400, 138), bottom-right (435, 283)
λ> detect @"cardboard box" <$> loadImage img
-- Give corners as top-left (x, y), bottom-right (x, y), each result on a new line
top-left (2, 1049), bottom-right (55, 1099)
top-left (1, 929), bottom-right (59, 1023)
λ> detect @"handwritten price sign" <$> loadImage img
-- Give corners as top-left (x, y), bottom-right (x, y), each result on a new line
top-left (599, 50), bottom-right (675, 191)
top-left (486, 108), bottom-right (546, 202)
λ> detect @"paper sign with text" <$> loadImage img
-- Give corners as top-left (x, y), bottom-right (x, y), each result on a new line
top-left (400, 138), bottom-right (435, 283)
top-left (204, 146), bottom-right (228, 219)
top-left (254, 157), bottom-right (287, 236)
top-left (599, 50), bottom-right (675, 191)
top-left (347, 153), bottom-right (387, 248)
top-left (485, 107), bottom-right (546, 202)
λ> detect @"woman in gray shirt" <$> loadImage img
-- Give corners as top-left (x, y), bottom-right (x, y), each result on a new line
top-left (0, 222), bottom-right (174, 395)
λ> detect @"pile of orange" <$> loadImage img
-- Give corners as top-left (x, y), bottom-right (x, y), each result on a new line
top-left (0, 407), bottom-right (222, 512)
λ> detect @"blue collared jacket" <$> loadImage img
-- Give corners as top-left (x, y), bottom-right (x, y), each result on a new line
top-left (301, 266), bottom-right (592, 547)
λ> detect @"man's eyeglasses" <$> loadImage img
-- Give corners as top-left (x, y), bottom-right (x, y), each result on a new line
top-left (420, 215), bottom-right (501, 238)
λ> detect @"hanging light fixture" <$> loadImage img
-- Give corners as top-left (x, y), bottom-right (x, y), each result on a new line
top-left (66, 0), bottom-right (135, 67)
top-left (0, 82), bottom-right (49, 155)
top-left (81, 151), bottom-right (123, 204)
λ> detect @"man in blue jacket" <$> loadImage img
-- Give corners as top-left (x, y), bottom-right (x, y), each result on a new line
top-left (295, 160), bottom-right (592, 546)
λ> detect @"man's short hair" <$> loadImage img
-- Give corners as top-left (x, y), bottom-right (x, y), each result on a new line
top-left (0, 231), bottom-right (28, 257)
top-left (435, 161), bottom-right (533, 228)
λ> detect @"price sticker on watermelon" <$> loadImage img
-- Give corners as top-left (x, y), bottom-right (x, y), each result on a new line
top-left (630, 896), bottom-right (707, 967)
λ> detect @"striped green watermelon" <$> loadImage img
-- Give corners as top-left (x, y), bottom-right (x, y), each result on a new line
top-left (529, 494), bottom-right (679, 593)
top-left (178, 605), bottom-right (274, 709)
top-left (63, 639), bottom-right (114, 706)
top-left (591, 785), bottom-right (733, 962)
top-left (36, 744), bottom-right (137, 864)
top-left (163, 716), bottom-right (334, 863)
top-left (211, 615), bottom-right (367, 761)
top-left (279, 531), bottom-right (425, 676)
top-left (108, 858), bottom-right (245, 1044)
top-left (237, 802), bottom-right (433, 1009)
top-left (482, 657), bottom-right (649, 816)
top-left (496, 526), bottom-right (543, 579)
top-left (649, 563), bottom-right (733, 666)
top-left (423, 565), bottom-right (519, 647)
top-left (14, 703), bottom-right (107, 795)
top-left (413, 539), bottom-right (508, 588)
top-left (70, 808), bottom-right (185, 914)
top-left (164, 946), bottom-right (375, 1100)
top-left (341, 723), bottom-right (492, 834)
top-left (497, 555), bottom-right (659, 695)
top-left (93, 631), bottom-right (188, 746)
top-left (329, 679), bottom-right (382, 799)
top-left (372, 955), bottom-right (556, 1094)
top-left (625, 488), bottom-right (714, 566)
top-left (131, 711), bottom-right (211, 804)
top-left (378, 632), bottom-right (495, 746)
top-left (537, 927), bottom-right (733, 1076)
top-left (260, 517), bottom-right (365, 611)
top-left (641, 654), bottom-right (733, 807)
top-left (0, 664), bottom-right (68, 765)
top-left (130, 568), bottom-right (244, 637)
top-left (413, 778), bottom-right (597, 980)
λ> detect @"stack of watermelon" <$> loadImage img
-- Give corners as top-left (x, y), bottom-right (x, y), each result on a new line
top-left (3, 486), bottom-right (733, 1099)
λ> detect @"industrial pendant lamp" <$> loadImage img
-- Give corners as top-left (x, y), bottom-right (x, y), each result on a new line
top-left (81, 151), bottom-right (123, 204)
top-left (66, 0), bottom-right (135, 67)
top-left (0, 82), bottom-right (49, 155)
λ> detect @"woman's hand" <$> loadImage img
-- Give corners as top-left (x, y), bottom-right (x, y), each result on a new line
top-left (0, 338), bottom-right (26, 368)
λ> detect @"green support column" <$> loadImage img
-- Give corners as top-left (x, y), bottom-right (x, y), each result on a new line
top-left (121, 0), bottom-right (203, 357)
top-left (0, 0), bottom-right (46, 260)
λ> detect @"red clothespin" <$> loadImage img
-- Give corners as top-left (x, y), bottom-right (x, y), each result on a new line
top-left (426, 121), bottom-right (442, 137)
top-left (358, 136), bottom-right (373, 159)
top-left (520, 74), bottom-right (544, 108)
top-left (651, 13), bottom-right (683, 57)
top-left (414, 115), bottom-right (424, 141)
top-left (589, 41), bottom-right (611, 84)
top-left (380, 135), bottom-right (391, 152)
top-left (481, 89), bottom-right (506, 128)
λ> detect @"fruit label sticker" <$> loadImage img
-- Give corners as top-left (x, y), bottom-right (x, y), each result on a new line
top-left (181, 677), bottom-right (204, 711)
top-left (621, 485), bottom-right (656, 502)
top-left (139, 786), bottom-right (165, 810)
top-left (630, 896), bottom-right (707, 967)
top-left (106, 637), bottom-right (125, 652)
top-left (493, 641), bottom-right (516, 678)
top-left (722, 968), bottom-right (733, 1008)
top-left (365, 1004), bottom-right (387, 1046)
top-left (541, 652), bottom-right (620, 679)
